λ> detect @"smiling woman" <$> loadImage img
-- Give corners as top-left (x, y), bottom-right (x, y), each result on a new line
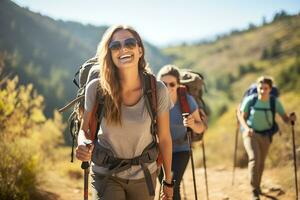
top-left (75, 25), bottom-right (174, 200)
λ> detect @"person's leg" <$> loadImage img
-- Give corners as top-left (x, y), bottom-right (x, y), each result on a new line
top-left (257, 135), bottom-right (271, 191)
top-left (91, 173), bottom-right (126, 200)
top-left (243, 132), bottom-right (261, 199)
top-left (172, 151), bottom-right (190, 200)
top-left (126, 172), bottom-right (157, 200)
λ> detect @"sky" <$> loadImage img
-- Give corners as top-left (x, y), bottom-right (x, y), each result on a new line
top-left (12, 0), bottom-right (300, 46)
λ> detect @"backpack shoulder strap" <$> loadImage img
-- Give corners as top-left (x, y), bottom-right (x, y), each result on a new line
top-left (93, 86), bottom-right (105, 141)
top-left (270, 95), bottom-right (276, 122)
top-left (177, 86), bottom-right (191, 114)
top-left (248, 94), bottom-right (258, 111)
top-left (142, 72), bottom-right (158, 139)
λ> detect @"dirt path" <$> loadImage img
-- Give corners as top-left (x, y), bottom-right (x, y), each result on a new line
top-left (40, 166), bottom-right (297, 200)
top-left (170, 167), bottom-right (296, 200)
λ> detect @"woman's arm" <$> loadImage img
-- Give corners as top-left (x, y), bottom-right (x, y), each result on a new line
top-left (280, 112), bottom-right (297, 124)
top-left (78, 110), bottom-right (92, 143)
top-left (184, 108), bottom-right (207, 134)
top-left (76, 109), bottom-right (94, 162)
top-left (157, 110), bottom-right (173, 181)
top-left (280, 113), bottom-right (289, 123)
top-left (239, 111), bottom-right (254, 136)
top-left (157, 110), bottom-right (173, 199)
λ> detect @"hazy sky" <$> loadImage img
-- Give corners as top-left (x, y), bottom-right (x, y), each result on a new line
top-left (13, 0), bottom-right (300, 46)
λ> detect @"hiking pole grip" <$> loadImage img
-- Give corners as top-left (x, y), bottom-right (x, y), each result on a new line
top-left (290, 112), bottom-right (296, 126)
top-left (182, 113), bottom-right (192, 132)
top-left (81, 161), bottom-right (89, 169)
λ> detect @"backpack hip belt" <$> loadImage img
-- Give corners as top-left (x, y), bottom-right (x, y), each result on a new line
top-left (92, 140), bottom-right (158, 196)
top-left (251, 122), bottom-right (279, 142)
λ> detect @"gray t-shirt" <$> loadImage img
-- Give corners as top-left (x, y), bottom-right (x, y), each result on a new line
top-left (85, 78), bottom-right (172, 179)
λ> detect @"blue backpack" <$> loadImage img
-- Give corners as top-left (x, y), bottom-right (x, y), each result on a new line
top-left (240, 83), bottom-right (280, 139)
top-left (242, 83), bottom-right (279, 99)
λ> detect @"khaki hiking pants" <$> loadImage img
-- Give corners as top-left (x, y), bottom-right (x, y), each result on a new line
top-left (242, 131), bottom-right (271, 192)
top-left (91, 172), bottom-right (157, 200)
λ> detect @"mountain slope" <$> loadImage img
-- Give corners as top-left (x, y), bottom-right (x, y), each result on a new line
top-left (163, 14), bottom-right (300, 173)
top-left (164, 14), bottom-right (300, 121)
top-left (0, 0), bottom-right (170, 115)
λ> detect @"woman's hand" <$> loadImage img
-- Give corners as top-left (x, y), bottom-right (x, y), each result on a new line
top-left (160, 184), bottom-right (174, 200)
top-left (245, 127), bottom-right (254, 137)
top-left (183, 114), bottom-right (195, 128)
top-left (75, 144), bottom-right (94, 162)
top-left (183, 109), bottom-right (206, 134)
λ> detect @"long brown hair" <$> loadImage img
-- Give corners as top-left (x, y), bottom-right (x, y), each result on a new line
top-left (97, 25), bottom-right (150, 125)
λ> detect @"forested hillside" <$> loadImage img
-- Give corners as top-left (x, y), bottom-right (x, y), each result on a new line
top-left (0, 0), bottom-right (170, 116)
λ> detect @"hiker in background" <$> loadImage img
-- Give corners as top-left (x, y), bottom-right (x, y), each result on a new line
top-left (157, 65), bottom-right (207, 200)
top-left (75, 25), bottom-right (174, 200)
top-left (239, 76), bottom-right (297, 200)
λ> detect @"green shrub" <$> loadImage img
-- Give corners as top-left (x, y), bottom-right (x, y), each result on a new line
top-left (0, 75), bottom-right (64, 199)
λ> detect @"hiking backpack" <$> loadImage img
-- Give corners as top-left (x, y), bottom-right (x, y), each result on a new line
top-left (58, 57), bottom-right (99, 162)
top-left (242, 83), bottom-right (279, 99)
top-left (178, 70), bottom-right (208, 142)
top-left (238, 83), bottom-right (280, 138)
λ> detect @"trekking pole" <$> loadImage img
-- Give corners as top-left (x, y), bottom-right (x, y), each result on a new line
top-left (290, 113), bottom-right (298, 200)
top-left (201, 139), bottom-right (209, 200)
top-left (187, 129), bottom-right (198, 200)
top-left (81, 139), bottom-right (92, 200)
top-left (183, 113), bottom-right (198, 200)
top-left (232, 117), bottom-right (240, 186)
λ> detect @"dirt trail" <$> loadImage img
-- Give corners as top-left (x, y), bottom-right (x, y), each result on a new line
top-left (39, 165), bottom-right (297, 200)
top-left (165, 167), bottom-right (296, 200)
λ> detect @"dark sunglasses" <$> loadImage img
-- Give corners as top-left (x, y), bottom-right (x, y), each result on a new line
top-left (109, 38), bottom-right (138, 51)
top-left (163, 81), bottom-right (176, 88)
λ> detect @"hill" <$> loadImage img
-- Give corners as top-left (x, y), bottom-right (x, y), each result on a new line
top-left (164, 13), bottom-right (300, 175)
top-left (164, 13), bottom-right (300, 122)
top-left (0, 0), bottom-right (170, 116)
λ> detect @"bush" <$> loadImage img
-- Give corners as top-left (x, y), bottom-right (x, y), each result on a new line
top-left (0, 75), bottom-right (64, 200)
top-left (277, 58), bottom-right (300, 92)
top-left (238, 63), bottom-right (258, 76)
top-left (0, 141), bottom-right (39, 200)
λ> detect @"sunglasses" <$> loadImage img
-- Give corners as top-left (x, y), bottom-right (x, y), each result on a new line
top-left (109, 38), bottom-right (138, 51)
top-left (163, 81), bottom-right (176, 88)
